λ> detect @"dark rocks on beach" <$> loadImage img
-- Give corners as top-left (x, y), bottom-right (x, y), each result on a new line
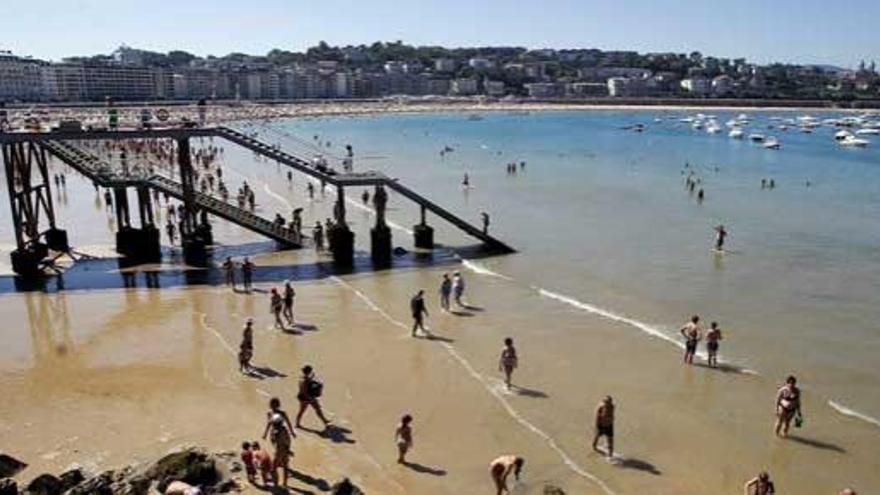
top-left (0, 454), bottom-right (27, 478)
top-left (58, 468), bottom-right (87, 492)
top-left (25, 473), bottom-right (63, 495)
top-left (65, 470), bottom-right (119, 495)
top-left (0, 479), bottom-right (17, 495)
top-left (544, 485), bottom-right (566, 495)
top-left (145, 448), bottom-right (218, 493)
top-left (331, 478), bottom-right (364, 495)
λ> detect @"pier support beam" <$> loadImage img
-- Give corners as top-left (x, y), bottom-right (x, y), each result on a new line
top-left (370, 185), bottom-right (392, 265)
top-left (413, 205), bottom-right (434, 250)
top-left (176, 137), bottom-right (211, 266)
top-left (330, 184), bottom-right (354, 266)
top-left (3, 141), bottom-right (67, 276)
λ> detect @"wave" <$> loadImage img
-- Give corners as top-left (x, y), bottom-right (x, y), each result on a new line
top-left (459, 259), bottom-right (514, 281)
top-left (828, 400), bottom-right (880, 428)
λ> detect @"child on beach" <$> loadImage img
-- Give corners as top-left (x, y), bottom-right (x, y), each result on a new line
top-left (395, 414), bottom-right (414, 463)
top-left (252, 441), bottom-right (274, 486)
top-left (240, 442), bottom-right (256, 484)
top-left (498, 338), bottom-right (518, 390)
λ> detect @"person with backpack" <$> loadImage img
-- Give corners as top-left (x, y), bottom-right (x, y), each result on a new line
top-left (296, 365), bottom-right (331, 429)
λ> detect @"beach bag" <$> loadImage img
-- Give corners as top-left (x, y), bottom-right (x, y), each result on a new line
top-left (307, 378), bottom-right (324, 398)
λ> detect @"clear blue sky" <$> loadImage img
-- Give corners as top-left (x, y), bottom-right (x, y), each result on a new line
top-left (4, 0), bottom-right (878, 67)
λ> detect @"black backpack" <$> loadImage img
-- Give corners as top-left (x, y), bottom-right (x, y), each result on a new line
top-left (307, 378), bottom-right (323, 398)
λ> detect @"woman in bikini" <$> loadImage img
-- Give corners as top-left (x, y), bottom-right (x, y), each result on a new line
top-left (774, 375), bottom-right (802, 437)
top-left (498, 338), bottom-right (518, 390)
top-left (262, 397), bottom-right (296, 486)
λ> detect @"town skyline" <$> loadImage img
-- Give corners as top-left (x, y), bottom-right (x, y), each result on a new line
top-left (4, 0), bottom-right (880, 68)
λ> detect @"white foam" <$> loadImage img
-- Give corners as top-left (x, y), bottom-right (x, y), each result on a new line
top-left (460, 258), bottom-right (515, 281)
top-left (828, 400), bottom-right (880, 428)
top-left (331, 276), bottom-right (615, 495)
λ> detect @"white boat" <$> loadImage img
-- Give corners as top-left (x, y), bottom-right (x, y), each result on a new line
top-left (692, 121), bottom-right (704, 130)
top-left (763, 137), bottom-right (781, 149)
top-left (855, 128), bottom-right (880, 135)
top-left (706, 121), bottom-right (722, 134)
top-left (835, 130), bottom-right (853, 141)
top-left (840, 136), bottom-right (870, 147)
top-left (749, 133), bottom-right (765, 142)
top-left (729, 128), bottom-right (744, 139)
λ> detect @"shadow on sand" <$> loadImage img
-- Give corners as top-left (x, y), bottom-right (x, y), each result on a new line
top-left (693, 362), bottom-right (750, 374)
top-left (300, 424), bottom-right (356, 445)
top-left (512, 385), bottom-right (549, 399)
top-left (402, 461), bottom-right (447, 476)
top-left (787, 435), bottom-right (846, 453)
top-left (245, 365), bottom-right (288, 380)
top-left (613, 456), bottom-right (662, 475)
top-left (421, 332), bottom-right (455, 343)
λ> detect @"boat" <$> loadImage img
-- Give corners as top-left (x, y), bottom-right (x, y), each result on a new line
top-left (729, 128), bottom-right (744, 139)
top-left (839, 136), bottom-right (870, 147)
top-left (763, 137), bottom-right (781, 149)
top-left (855, 128), bottom-right (880, 135)
top-left (706, 121), bottom-right (722, 134)
top-left (749, 133), bottom-right (765, 142)
top-left (835, 130), bottom-right (853, 141)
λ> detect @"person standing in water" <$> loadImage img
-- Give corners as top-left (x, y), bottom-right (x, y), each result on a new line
top-left (262, 397), bottom-right (296, 487)
top-left (410, 290), bottom-right (428, 337)
top-left (439, 273), bottom-right (452, 311)
top-left (296, 365), bottom-right (331, 428)
top-left (706, 321), bottom-right (723, 368)
top-left (680, 315), bottom-right (702, 365)
top-left (592, 396), bottom-right (615, 458)
top-left (270, 288), bottom-right (284, 329)
top-left (744, 471), bottom-right (775, 495)
top-left (282, 281), bottom-right (296, 326)
top-left (714, 225), bottom-right (727, 251)
top-left (452, 271), bottom-right (466, 307)
top-left (222, 256), bottom-right (236, 289)
top-left (462, 173), bottom-right (470, 187)
top-left (775, 375), bottom-right (802, 437)
top-left (498, 338), bottom-right (518, 390)
top-left (313, 222), bottom-right (324, 251)
top-left (481, 212), bottom-right (490, 234)
top-left (395, 414), bottom-right (414, 464)
top-left (489, 455), bottom-right (524, 495)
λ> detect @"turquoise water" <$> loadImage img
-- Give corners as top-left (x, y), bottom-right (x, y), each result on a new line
top-left (277, 110), bottom-right (880, 421)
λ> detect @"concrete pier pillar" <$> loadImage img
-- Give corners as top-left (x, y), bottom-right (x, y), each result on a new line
top-left (330, 224), bottom-right (355, 266)
top-left (371, 224), bottom-right (392, 266)
top-left (413, 205), bottom-right (434, 249)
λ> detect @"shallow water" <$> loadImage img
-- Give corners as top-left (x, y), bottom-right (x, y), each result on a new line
top-left (1, 109), bottom-right (878, 494)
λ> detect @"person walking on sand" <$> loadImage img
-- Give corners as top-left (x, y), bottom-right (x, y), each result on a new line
top-left (296, 365), bottom-right (331, 428)
top-left (744, 471), bottom-right (775, 495)
top-left (239, 319), bottom-right (254, 373)
top-left (706, 321), bottom-right (723, 368)
top-left (270, 288), bottom-right (284, 329)
top-left (592, 396), bottom-right (615, 458)
top-left (241, 257), bottom-right (254, 290)
top-left (498, 338), bottom-right (518, 390)
top-left (262, 397), bottom-right (296, 487)
top-left (395, 414), bottom-right (414, 464)
top-left (439, 273), bottom-right (452, 311)
top-left (222, 256), bottom-right (236, 289)
top-left (775, 375), bottom-right (802, 437)
top-left (680, 315), bottom-right (702, 365)
top-left (489, 455), bottom-right (525, 495)
top-left (714, 225), bottom-right (728, 251)
top-left (452, 271), bottom-right (466, 307)
top-left (410, 289), bottom-right (429, 337)
top-left (282, 281), bottom-right (296, 325)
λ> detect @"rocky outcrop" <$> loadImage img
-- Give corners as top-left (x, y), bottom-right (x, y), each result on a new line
top-left (141, 448), bottom-right (219, 493)
top-left (0, 455), bottom-right (27, 478)
top-left (25, 473), bottom-right (63, 495)
top-left (0, 479), bottom-right (18, 495)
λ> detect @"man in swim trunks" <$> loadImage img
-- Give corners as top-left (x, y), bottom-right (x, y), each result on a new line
top-left (706, 321), bottom-right (722, 368)
top-left (282, 281), bottom-right (296, 325)
top-left (775, 375), bottom-right (802, 437)
top-left (592, 396), bottom-right (615, 458)
top-left (410, 290), bottom-right (428, 337)
top-left (489, 455), bottom-right (524, 495)
top-left (680, 315), bottom-right (702, 365)
top-left (744, 471), bottom-right (775, 495)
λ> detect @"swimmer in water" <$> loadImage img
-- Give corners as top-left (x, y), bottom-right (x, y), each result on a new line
top-left (714, 225), bottom-right (727, 251)
top-left (462, 173), bottom-right (470, 187)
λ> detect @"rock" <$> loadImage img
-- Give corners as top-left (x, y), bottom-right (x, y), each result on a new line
top-left (143, 448), bottom-right (217, 493)
top-left (58, 468), bottom-right (86, 492)
top-left (0, 454), bottom-right (27, 478)
top-left (544, 485), bottom-right (566, 495)
top-left (0, 478), bottom-right (18, 495)
top-left (25, 473), bottom-right (63, 495)
top-left (65, 471), bottom-right (116, 495)
top-left (331, 478), bottom-right (364, 495)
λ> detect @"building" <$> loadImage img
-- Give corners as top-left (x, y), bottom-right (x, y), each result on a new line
top-left (524, 83), bottom-right (562, 98)
top-left (468, 58), bottom-right (493, 70)
top-left (607, 77), bottom-right (649, 97)
top-left (565, 82), bottom-right (608, 97)
top-left (711, 75), bottom-right (734, 96)
top-left (680, 77), bottom-right (712, 95)
top-left (450, 78), bottom-right (478, 96)
top-left (434, 58), bottom-right (456, 73)
top-left (484, 80), bottom-right (506, 97)
top-left (579, 67), bottom-right (652, 82)
top-left (0, 52), bottom-right (47, 101)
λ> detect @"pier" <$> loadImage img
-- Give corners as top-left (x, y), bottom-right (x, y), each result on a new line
top-left (1, 124), bottom-right (513, 277)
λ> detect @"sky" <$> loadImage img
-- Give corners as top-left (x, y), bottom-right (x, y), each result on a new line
top-left (3, 0), bottom-right (878, 68)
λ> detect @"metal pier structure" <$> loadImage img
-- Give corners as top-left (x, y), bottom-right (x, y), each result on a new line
top-left (1, 125), bottom-right (514, 277)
